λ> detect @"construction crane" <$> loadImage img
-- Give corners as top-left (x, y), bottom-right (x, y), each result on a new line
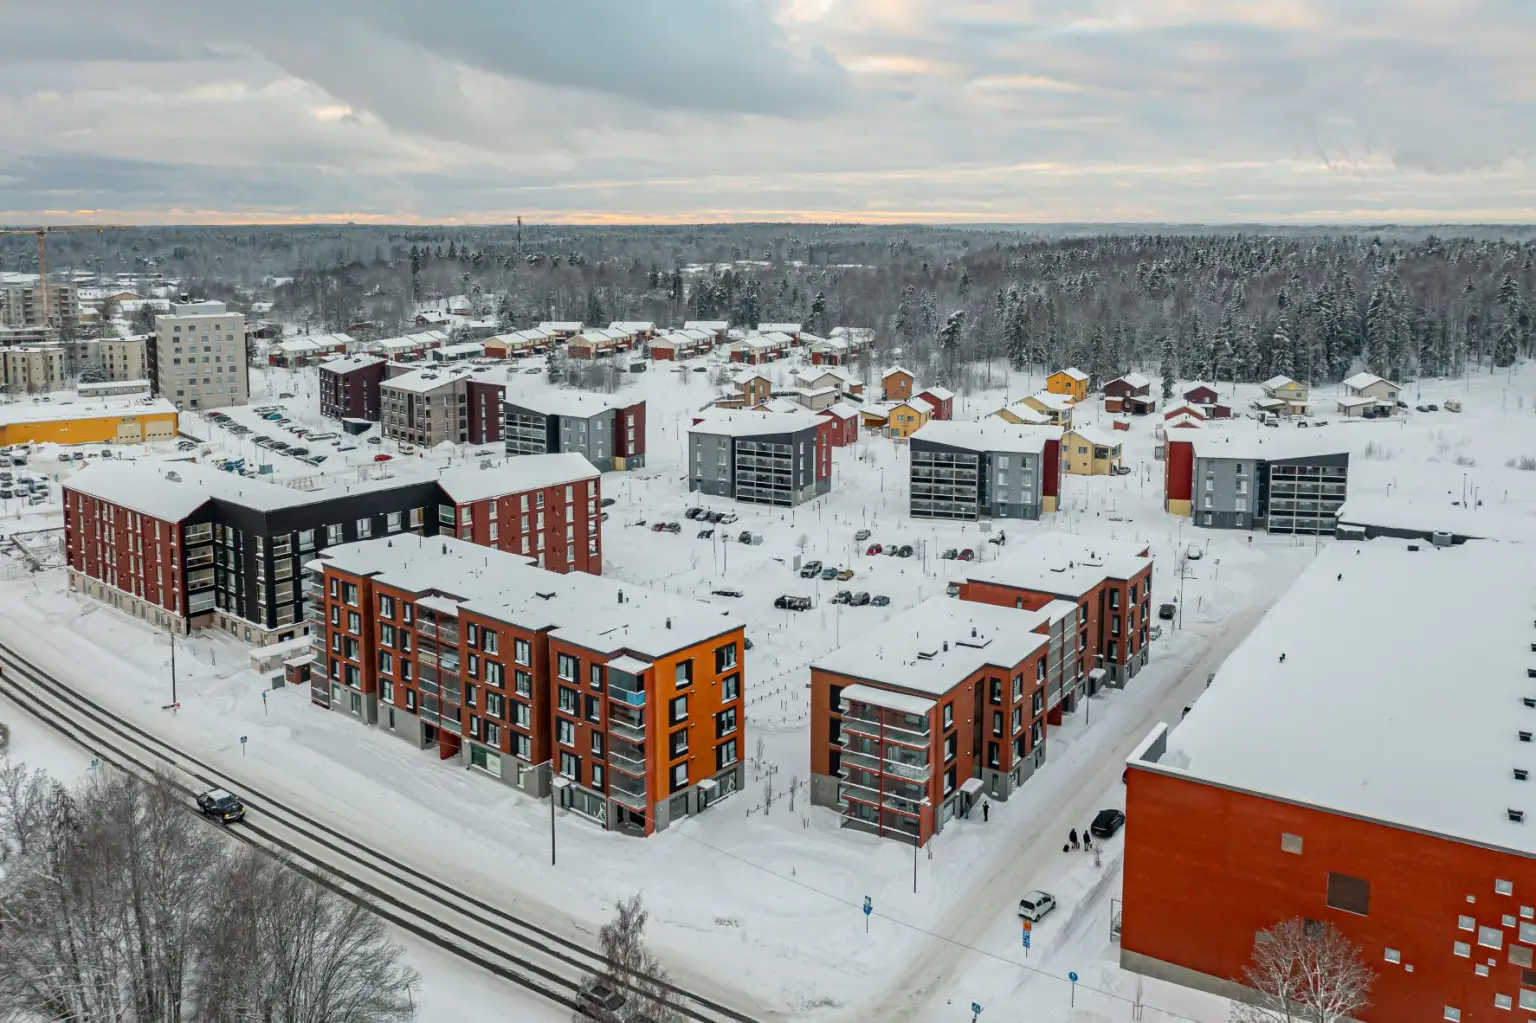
top-left (0, 225), bottom-right (131, 329)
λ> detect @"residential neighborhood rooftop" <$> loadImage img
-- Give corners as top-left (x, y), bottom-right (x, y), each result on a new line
top-left (1187, 432), bottom-right (1348, 462)
top-left (502, 389), bottom-right (636, 418)
top-left (967, 534), bottom-right (1152, 594)
top-left (689, 408), bottom-right (825, 437)
top-left (380, 365), bottom-right (474, 393)
top-left (910, 420), bottom-right (1059, 453)
top-left (1336, 495), bottom-right (1535, 543)
top-left (0, 395), bottom-right (177, 428)
top-left (434, 453), bottom-right (600, 504)
top-left (1343, 371), bottom-right (1397, 391)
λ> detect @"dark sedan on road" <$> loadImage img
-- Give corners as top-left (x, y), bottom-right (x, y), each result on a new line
top-left (1090, 808), bottom-right (1125, 839)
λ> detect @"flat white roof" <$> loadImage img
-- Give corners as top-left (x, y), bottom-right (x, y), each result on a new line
top-left (537, 321), bottom-right (584, 332)
top-left (318, 534), bottom-right (742, 659)
top-left (502, 389), bottom-right (636, 419)
top-left (1336, 495), bottom-right (1535, 543)
top-left (839, 683), bottom-right (936, 716)
top-left (689, 408), bottom-right (823, 438)
top-left (967, 534), bottom-right (1152, 594)
top-left (372, 330), bottom-right (448, 351)
top-left (734, 332), bottom-right (792, 350)
top-left (683, 320), bottom-right (729, 331)
top-left (757, 322), bottom-right (802, 333)
top-left (910, 420), bottom-right (1058, 454)
top-left (1152, 542), bottom-right (1536, 855)
top-left (321, 353), bottom-right (385, 372)
top-left (435, 453), bottom-right (599, 503)
top-left (813, 596), bottom-right (1061, 696)
top-left (1188, 433), bottom-right (1347, 463)
top-left (382, 365), bottom-right (473, 394)
top-left (0, 396), bottom-right (177, 428)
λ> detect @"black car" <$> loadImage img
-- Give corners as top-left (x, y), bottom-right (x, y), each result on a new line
top-left (601, 497), bottom-right (616, 507)
top-left (711, 588), bottom-right (743, 598)
top-left (871, 595), bottom-right (891, 607)
top-left (685, 507), bottom-right (705, 520)
top-left (579, 982), bottom-right (626, 1015)
top-left (897, 545), bottom-right (914, 558)
top-left (774, 595), bottom-right (813, 611)
top-left (831, 590), bottom-right (853, 604)
top-left (1158, 602), bottom-right (1176, 620)
top-left (197, 788), bottom-right (246, 824)
top-left (850, 591), bottom-right (871, 606)
top-left (1090, 808), bottom-right (1126, 839)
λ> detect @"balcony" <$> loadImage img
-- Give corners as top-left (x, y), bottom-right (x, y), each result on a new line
top-left (609, 684), bottom-right (645, 708)
top-left (440, 652), bottom-right (460, 674)
top-left (610, 705), bottom-right (647, 743)
top-left (610, 772), bottom-right (647, 810)
top-left (839, 714), bottom-right (881, 740)
top-left (608, 739), bottom-right (647, 776)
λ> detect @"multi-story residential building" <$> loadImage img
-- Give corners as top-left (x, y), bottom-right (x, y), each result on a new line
top-left (94, 335), bottom-right (148, 383)
top-left (380, 365), bottom-right (503, 446)
top-left (0, 346), bottom-right (67, 393)
top-left (809, 596), bottom-right (1083, 843)
top-left (961, 535), bottom-right (1153, 687)
top-left (308, 534), bottom-right (745, 835)
top-left (648, 329), bottom-right (714, 361)
top-left (1122, 541), bottom-right (1533, 1023)
top-left (687, 409), bottom-right (832, 506)
top-left (319, 354), bottom-right (388, 421)
top-left (908, 421), bottom-right (1063, 520)
top-left (0, 273), bottom-right (79, 329)
top-left (62, 454), bottom-right (601, 644)
top-left (502, 392), bottom-right (646, 472)
top-left (1165, 436), bottom-right (1349, 534)
top-left (146, 300), bottom-right (249, 410)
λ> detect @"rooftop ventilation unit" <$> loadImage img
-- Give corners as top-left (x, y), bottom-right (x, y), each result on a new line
top-left (1517, 769), bottom-right (1529, 782)
top-left (1511, 809), bottom-right (1525, 823)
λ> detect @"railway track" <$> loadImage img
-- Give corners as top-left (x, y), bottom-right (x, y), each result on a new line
top-left (0, 640), bottom-right (759, 1023)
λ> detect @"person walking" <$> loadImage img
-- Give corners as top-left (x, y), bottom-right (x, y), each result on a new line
top-left (1069, 828), bottom-right (1080, 850)
top-left (982, 800), bottom-right (990, 823)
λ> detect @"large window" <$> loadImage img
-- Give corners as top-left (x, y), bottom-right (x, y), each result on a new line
top-left (1326, 873), bottom-right (1370, 916)
top-left (716, 740), bottom-right (738, 771)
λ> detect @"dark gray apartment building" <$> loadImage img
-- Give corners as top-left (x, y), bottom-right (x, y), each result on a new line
top-left (502, 391), bottom-right (646, 471)
top-left (908, 421), bottom-right (1063, 521)
top-left (1180, 435), bottom-right (1349, 535)
top-left (687, 410), bottom-right (832, 506)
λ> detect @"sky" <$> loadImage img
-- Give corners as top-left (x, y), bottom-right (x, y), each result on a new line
top-left (0, 0), bottom-right (1532, 226)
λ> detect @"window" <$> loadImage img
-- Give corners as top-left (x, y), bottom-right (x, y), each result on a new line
top-left (675, 659), bottom-right (693, 687)
top-left (714, 643), bottom-right (738, 673)
top-left (343, 582), bottom-right (358, 606)
top-left (513, 701), bottom-right (530, 728)
top-left (590, 663), bottom-right (603, 689)
top-left (1012, 707), bottom-right (1022, 734)
top-left (558, 687), bottom-right (579, 713)
top-left (466, 623), bottom-right (479, 647)
top-left (356, 518), bottom-right (372, 539)
top-left (467, 654), bottom-right (479, 678)
top-left (717, 708), bottom-right (737, 738)
top-left (1326, 873), bottom-right (1370, 916)
top-left (1520, 990), bottom-right (1536, 1012)
top-left (586, 695), bottom-right (600, 723)
top-left (402, 603), bottom-right (413, 624)
top-left (485, 661), bottom-right (504, 688)
top-left (559, 751), bottom-right (579, 779)
top-left (379, 651), bottom-right (394, 675)
top-left (943, 703), bottom-right (954, 729)
top-left (717, 739), bottom-right (738, 771)
top-left (514, 638), bottom-right (531, 665)
top-left (1444, 1009), bottom-right (1460, 1022)
top-left (483, 630), bottom-right (498, 655)
top-left (379, 595), bottom-right (395, 618)
top-left (515, 671), bottom-right (532, 696)
top-left (1494, 992), bottom-right (1512, 1010)
top-left (1384, 948), bottom-right (1401, 964)
top-left (669, 728), bottom-right (688, 758)
top-left (944, 734), bottom-right (955, 761)
top-left (992, 711), bottom-right (1003, 736)
top-left (723, 674), bottom-right (740, 701)
top-left (671, 763), bottom-right (688, 793)
top-left (591, 765), bottom-right (605, 791)
top-left (1460, 915), bottom-right (1477, 932)
top-left (1498, 879), bottom-right (1515, 896)
top-left (556, 720), bottom-right (575, 747)
top-left (485, 692), bottom-right (505, 719)
top-left (1480, 926), bottom-right (1504, 950)
top-left (1281, 833), bottom-right (1303, 854)
top-left (348, 611), bottom-right (361, 634)
top-left (670, 694), bottom-right (688, 725)
top-left (327, 523), bottom-right (343, 545)
top-left (1454, 940), bottom-right (1471, 957)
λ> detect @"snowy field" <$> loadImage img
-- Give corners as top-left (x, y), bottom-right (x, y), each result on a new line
top-left (2, 352), bottom-right (1535, 1021)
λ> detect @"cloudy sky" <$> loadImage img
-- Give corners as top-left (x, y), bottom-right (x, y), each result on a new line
top-left (1, 0), bottom-right (1532, 225)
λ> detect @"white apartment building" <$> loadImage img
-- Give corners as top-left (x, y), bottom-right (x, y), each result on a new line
top-left (0, 273), bottom-right (80, 329)
top-left (150, 301), bottom-right (249, 410)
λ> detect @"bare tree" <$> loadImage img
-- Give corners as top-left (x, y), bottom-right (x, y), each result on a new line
top-left (1230, 918), bottom-right (1373, 1023)
top-left (575, 895), bottom-right (682, 1023)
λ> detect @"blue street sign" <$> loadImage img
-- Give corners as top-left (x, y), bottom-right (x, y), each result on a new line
top-left (240, 735), bottom-right (247, 744)
top-left (1022, 928), bottom-right (1031, 949)
top-left (862, 896), bottom-right (872, 916)
top-left (1069, 971), bottom-right (1078, 983)
top-left (971, 1003), bottom-right (982, 1015)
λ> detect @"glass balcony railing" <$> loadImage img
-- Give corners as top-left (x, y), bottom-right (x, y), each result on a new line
top-left (608, 740), bottom-right (646, 775)
top-left (610, 773), bottom-right (647, 810)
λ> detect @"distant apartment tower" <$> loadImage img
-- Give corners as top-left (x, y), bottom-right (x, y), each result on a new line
top-left (0, 346), bottom-right (66, 394)
top-left (1165, 436), bottom-right (1349, 534)
top-left (146, 300), bottom-right (249, 410)
top-left (319, 354), bottom-right (388, 421)
top-left (0, 273), bottom-right (80, 329)
top-left (687, 409), bottom-right (832, 507)
top-left (503, 392), bottom-right (647, 472)
top-left (95, 335), bottom-right (149, 383)
top-left (380, 365), bottom-right (504, 446)
top-left (908, 421), bottom-right (1063, 521)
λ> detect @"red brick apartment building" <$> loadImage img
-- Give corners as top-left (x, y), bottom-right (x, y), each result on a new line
top-left (318, 353), bottom-right (388, 421)
top-left (309, 534), bottom-right (746, 836)
top-left (1123, 541), bottom-right (1536, 1022)
top-left (63, 454), bottom-right (601, 644)
top-left (809, 596), bottom-right (1083, 844)
top-left (961, 535), bottom-right (1153, 690)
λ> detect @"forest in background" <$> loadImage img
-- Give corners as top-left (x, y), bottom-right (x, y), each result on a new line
top-left (3, 224), bottom-right (1532, 394)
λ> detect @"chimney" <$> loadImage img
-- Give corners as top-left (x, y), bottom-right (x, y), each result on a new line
top-left (442, 543), bottom-right (447, 554)
top-left (666, 618), bottom-right (672, 630)
top-left (971, 627), bottom-right (977, 638)
top-left (943, 641), bottom-right (949, 652)
top-left (618, 589), bottom-right (624, 603)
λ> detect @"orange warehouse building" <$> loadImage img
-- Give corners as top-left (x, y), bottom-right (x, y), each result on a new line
top-left (1123, 541), bottom-right (1536, 1021)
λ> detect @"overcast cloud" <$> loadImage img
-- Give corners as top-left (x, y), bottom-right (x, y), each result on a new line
top-left (0, 0), bottom-right (1531, 224)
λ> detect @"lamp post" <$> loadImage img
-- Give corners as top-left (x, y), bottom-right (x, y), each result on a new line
top-left (551, 775), bottom-right (571, 866)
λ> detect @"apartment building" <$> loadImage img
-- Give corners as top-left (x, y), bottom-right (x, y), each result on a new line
top-left (908, 421), bottom-right (1063, 520)
top-left (308, 534), bottom-right (745, 835)
top-left (1123, 542), bottom-right (1535, 1023)
top-left (0, 346), bottom-right (66, 393)
top-left (147, 300), bottom-right (249, 410)
top-left (809, 596), bottom-right (1083, 843)
top-left (319, 354), bottom-right (388, 421)
top-left (95, 335), bottom-right (148, 383)
top-left (502, 392), bottom-right (646, 472)
top-left (62, 454), bottom-right (601, 644)
top-left (0, 274), bottom-right (79, 329)
top-left (1165, 435), bottom-right (1349, 534)
top-left (687, 409), bottom-right (832, 507)
top-left (962, 535), bottom-right (1153, 687)
top-left (380, 365), bottom-right (503, 446)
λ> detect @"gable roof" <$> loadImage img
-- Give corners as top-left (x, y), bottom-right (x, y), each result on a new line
top-left (819, 403), bottom-right (862, 421)
top-left (1107, 371), bottom-right (1150, 389)
top-left (1343, 371), bottom-right (1398, 392)
top-left (1026, 391), bottom-right (1075, 411)
top-left (895, 395), bottom-right (936, 416)
top-left (1262, 375), bottom-right (1297, 390)
top-left (918, 385), bottom-right (955, 401)
top-left (883, 365), bottom-right (913, 379)
top-left (1066, 425), bottom-right (1120, 448)
top-left (1052, 367), bottom-right (1089, 382)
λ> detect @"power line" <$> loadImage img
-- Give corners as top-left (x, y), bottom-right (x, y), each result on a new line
top-left (669, 826), bottom-right (1204, 1022)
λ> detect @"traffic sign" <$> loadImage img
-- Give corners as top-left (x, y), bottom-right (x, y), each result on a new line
top-left (1068, 971), bottom-right (1079, 1006)
top-left (862, 895), bottom-right (872, 933)
top-left (240, 735), bottom-right (248, 756)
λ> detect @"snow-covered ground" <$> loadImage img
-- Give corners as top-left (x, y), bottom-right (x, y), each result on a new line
top-left (3, 352), bottom-right (1535, 1020)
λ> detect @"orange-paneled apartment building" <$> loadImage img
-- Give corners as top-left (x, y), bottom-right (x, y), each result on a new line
top-left (1123, 539), bottom-right (1536, 1022)
top-left (810, 536), bottom-right (1152, 844)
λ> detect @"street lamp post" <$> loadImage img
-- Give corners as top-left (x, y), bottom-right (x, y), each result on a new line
top-left (551, 775), bottom-right (571, 866)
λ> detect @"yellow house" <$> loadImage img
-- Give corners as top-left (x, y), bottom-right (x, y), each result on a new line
top-left (885, 396), bottom-right (934, 438)
top-left (1021, 391), bottom-right (1075, 428)
top-left (992, 401), bottom-right (1053, 427)
top-left (1046, 367), bottom-right (1089, 403)
top-left (1062, 426), bottom-right (1123, 476)
top-left (0, 400), bottom-right (180, 446)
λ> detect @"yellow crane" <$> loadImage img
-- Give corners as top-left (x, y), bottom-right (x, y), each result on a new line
top-left (0, 224), bottom-right (131, 329)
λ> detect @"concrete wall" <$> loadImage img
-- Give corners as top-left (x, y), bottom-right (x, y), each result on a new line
top-left (1192, 455), bottom-right (1257, 529)
top-left (688, 432), bottom-right (733, 497)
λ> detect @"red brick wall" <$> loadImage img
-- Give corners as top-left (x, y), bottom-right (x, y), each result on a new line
top-left (814, 418), bottom-right (834, 482)
top-left (1124, 767), bottom-right (1536, 1022)
top-left (64, 489), bottom-right (187, 615)
top-left (453, 477), bottom-right (603, 575)
top-left (616, 401), bottom-right (646, 460)
top-left (465, 380), bottom-right (504, 444)
top-left (1042, 438), bottom-right (1061, 501)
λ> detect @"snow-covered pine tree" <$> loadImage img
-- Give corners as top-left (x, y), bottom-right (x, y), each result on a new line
top-left (1159, 335), bottom-right (1176, 399)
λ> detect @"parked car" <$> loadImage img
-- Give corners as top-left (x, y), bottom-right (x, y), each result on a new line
top-left (854, 529), bottom-right (871, 542)
top-left (820, 566), bottom-right (838, 581)
top-left (685, 507), bottom-right (704, 520)
top-left (0, 489), bottom-right (11, 500)
top-left (897, 545), bottom-right (914, 558)
top-left (1150, 624), bottom-right (1163, 641)
top-left (579, 982), bottom-right (626, 1016)
top-left (601, 497), bottom-right (616, 507)
top-left (957, 548), bottom-right (974, 561)
top-left (1158, 602), bottom-right (1176, 620)
top-left (697, 528), bottom-right (714, 539)
top-left (1263, 419), bottom-right (1279, 428)
top-left (871, 595), bottom-right (891, 607)
top-left (831, 590), bottom-right (853, 604)
top-left (1415, 404), bottom-right (1430, 412)
top-left (27, 494), bottom-right (44, 506)
top-left (368, 436), bottom-right (383, 444)
top-left (739, 530), bottom-right (754, 544)
top-left (1091, 808), bottom-right (1126, 838)
top-left (1445, 400), bottom-right (1462, 413)
top-left (1112, 464), bottom-right (1133, 475)
top-left (884, 545), bottom-right (900, 556)
top-left (865, 543), bottom-right (883, 556)
top-left (57, 452), bottom-right (71, 461)
top-left (799, 560), bottom-right (824, 578)
top-left (71, 452), bottom-right (84, 461)
top-left (718, 512), bottom-right (739, 525)
top-left (988, 531), bottom-right (1007, 546)
top-left (836, 568), bottom-right (855, 581)
top-left (289, 448), bottom-right (310, 457)
top-left (850, 591), bottom-right (871, 606)
top-left (946, 582), bottom-right (961, 597)
top-left (941, 548), bottom-right (959, 560)
top-left (774, 595), bottom-right (813, 611)
top-left (711, 588), bottom-right (743, 598)
top-left (652, 522), bottom-right (669, 532)
top-left (196, 788), bottom-right (246, 824)
top-left (663, 522), bottom-right (681, 534)
top-left (1018, 890), bottom-right (1057, 922)
top-left (1427, 403), bottom-right (1440, 411)
top-left (1185, 545), bottom-right (1202, 560)
top-left (374, 453), bottom-right (392, 462)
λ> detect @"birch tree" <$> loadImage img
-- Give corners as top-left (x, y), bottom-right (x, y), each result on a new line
top-left (1230, 918), bottom-right (1373, 1023)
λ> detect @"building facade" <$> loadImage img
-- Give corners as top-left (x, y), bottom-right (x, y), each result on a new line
top-left (687, 410), bottom-right (832, 507)
top-left (319, 354), bottom-right (388, 421)
top-left (380, 366), bottom-right (503, 446)
top-left (908, 421), bottom-right (1062, 521)
top-left (0, 398), bottom-right (178, 447)
top-left (0, 346), bottom-right (66, 393)
top-left (1046, 367), bottom-right (1089, 402)
top-left (309, 534), bottom-right (745, 836)
top-left (502, 392), bottom-right (646, 472)
top-left (0, 275), bottom-right (79, 329)
top-left (147, 300), bottom-right (249, 410)
top-left (1062, 426), bottom-right (1124, 475)
top-left (1168, 437), bottom-right (1349, 534)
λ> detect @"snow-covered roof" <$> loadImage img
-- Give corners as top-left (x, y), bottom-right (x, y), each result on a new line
top-left (1335, 395), bottom-right (1392, 409)
top-left (830, 326), bottom-right (874, 343)
top-left (689, 408), bottom-right (824, 438)
top-left (730, 370), bottom-right (770, 386)
top-left (537, 321), bottom-right (584, 332)
top-left (381, 365), bottom-right (473, 394)
top-left (1262, 375), bottom-right (1297, 390)
top-left (792, 386), bottom-right (839, 400)
top-left (1343, 372), bottom-right (1399, 392)
top-left (1336, 496), bottom-right (1535, 543)
top-left (883, 365), bottom-right (913, 379)
top-left (813, 596), bottom-right (1060, 696)
top-left (819, 403), bottom-right (862, 421)
top-left (1026, 391), bottom-right (1075, 411)
top-left (320, 353), bottom-right (385, 373)
top-left (652, 332), bottom-right (706, 349)
top-left (757, 322), bottom-right (802, 334)
top-left (1065, 425), bottom-right (1121, 448)
top-left (756, 397), bottom-right (807, 414)
top-left (432, 341), bottom-right (485, 358)
top-left (996, 402), bottom-right (1052, 425)
top-left (839, 683), bottom-right (936, 717)
top-left (798, 332), bottom-right (828, 346)
top-left (919, 385), bottom-right (955, 402)
top-left (1053, 367), bottom-right (1089, 381)
top-left (807, 336), bottom-right (847, 351)
top-left (316, 534), bottom-right (742, 660)
top-left (502, 389), bottom-right (637, 419)
top-left (1163, 414), bottom-right (1205, 429)
top-left (896, 396), bottom-right (936, 416)
top-left (683, 320), bottom-right (729, 332)
top-left (608, 321), bottom-right (655, 333)
top-left (1108, 372), bottom-right (1150, 389)
top-left (734, 332), bottom-right (793, 351)
top-left (966, 535), bottom-right (1152, 595)
top-left (371, 330), bottom-right (449, 352)
top-left (1183, 382), bottom-right (1217, 396)
top-left (910, 420), bottom-right (1059, 454)
top-left (1150, 542), bottom-right (1536, 854)
top-left (1188, 433), bottom-right (1348, 463)
top-left (435, 454), bottom-right (599, 504)
top-left (0, 395), bottom-right (177, 428)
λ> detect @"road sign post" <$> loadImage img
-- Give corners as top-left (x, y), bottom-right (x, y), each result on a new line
top-left (1069, 971), bottom-right (1079, 1005)
top-left (1021, 917), bottom-right (1032, 957)
top-left (862, 895), bottom-right (872, 934)
top-left (970, 1002), bottom-right (983, 1022)
top-left (240, 735), bottom-right (247, 756)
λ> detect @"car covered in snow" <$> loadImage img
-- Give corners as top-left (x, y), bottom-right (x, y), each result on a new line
top-left (799, 560), bottom-right (824, 578)
top-left (1185, 545), bottom-right (1202, 560)
top-left (941, 548), bottom-right (959, 560)
top-left (871, 595), bottom-right (891, 607)
top-left (835, 568), bottom-right (855, 581)
top-left (865, 543), bottom-right (883, 556)
top-left (854, 529), bottom-right (871, 542)
top-left (957, 548), bottom-right (975, 561)
top-left (831, 590), bottom-right (853, 604)
top-left (850, 591), bottom-right (871, 606)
